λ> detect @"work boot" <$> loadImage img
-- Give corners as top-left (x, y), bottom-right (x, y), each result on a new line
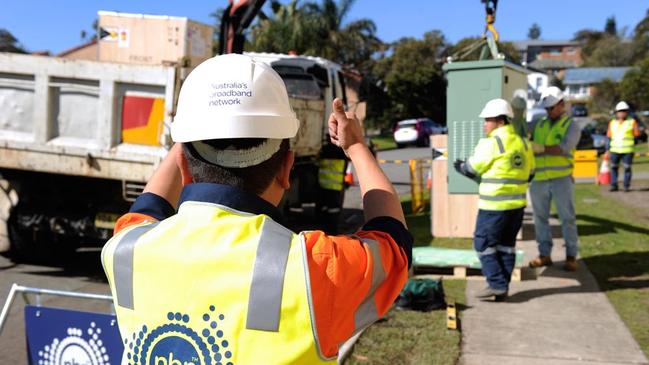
top-left (609, 186), bottom-right (618, 192)
top-left (624, 187), bottom-right (630, 192)
top-left (564, 256), bottom-right (578, 272)
top-left (529, 255), bottom-right (553, 268)
top-left (475, 286), bottom-right (508, 301)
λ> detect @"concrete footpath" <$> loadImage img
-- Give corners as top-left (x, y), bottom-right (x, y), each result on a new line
top-left (459, 214), bottom-right (649, 365)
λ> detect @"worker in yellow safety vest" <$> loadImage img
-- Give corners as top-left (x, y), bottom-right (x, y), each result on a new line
top-left (528, 86), bottom-right (581, 272)
top-left (607, 101), bottom-right (641, 192)
top-left (101, 54), bottom-right (412, 364)
top-left (454, 99), bottom-right (535, 301)
top-left (317, 142), bottom-right (348, 234)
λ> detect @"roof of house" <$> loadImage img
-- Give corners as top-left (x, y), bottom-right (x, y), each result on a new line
top-left (513, 40), bottom-right (579, 51)
top-left (57, 39), bottom-right (97, 57)
top-left (563, 67), bottom-right (630, 85)
top-left (529, 59), bottom-right (579, 70)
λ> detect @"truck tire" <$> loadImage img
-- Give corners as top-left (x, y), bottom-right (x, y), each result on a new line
top-left (7, 210), bottom-right (76, 264)
top-left (0, 176), bottom-right (19, 254)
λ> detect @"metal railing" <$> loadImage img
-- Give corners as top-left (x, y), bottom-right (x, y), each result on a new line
top-left (0, 283), bottom-right (113, 336)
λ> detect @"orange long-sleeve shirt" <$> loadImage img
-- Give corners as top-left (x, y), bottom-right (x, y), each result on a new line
top-left (112, 184), bottom-right (412, 358)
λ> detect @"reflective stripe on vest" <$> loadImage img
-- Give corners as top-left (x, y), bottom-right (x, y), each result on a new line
top-left (477, 125), bottom-right (532, 211)
top-left (246, 220), bottom-right (292, 332)
top-left (318, 159), bottom-right (345, 191)
top-left (532, 116), bottom-right (574, 181)
top-left (352, 238), bottom-right (385, 335)
top-left (112, 222), bottom-right (158, 309)
top-left (102, 203), bottom-right (336, 364)
top-left (610, 119), bottom-right (635, 154)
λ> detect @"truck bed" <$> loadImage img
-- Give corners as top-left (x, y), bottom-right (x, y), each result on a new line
top-left (0, 53), bottom-right (176, 183)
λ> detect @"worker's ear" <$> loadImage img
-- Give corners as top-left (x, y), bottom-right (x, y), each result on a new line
top-left (277, 149), bottom-right (294, 190)
top-left (175, 144), bottom-right (194, 185)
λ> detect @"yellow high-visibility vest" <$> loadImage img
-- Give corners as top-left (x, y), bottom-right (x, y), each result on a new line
top-left (532, 115), bottom-right (574, 181)
top-left (609, 118), bottom-right (636, 154)
top-left (102, 202), bottom-right (336, 365)
top-left (467, 124), bottom-right (535, 211)
top-left (318, 159), bottom-right (346, 191)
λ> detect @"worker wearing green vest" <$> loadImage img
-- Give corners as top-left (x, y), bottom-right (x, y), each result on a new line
top-left (607, 101), bottom-right (641, 192)
top-left (529, 87), bottom-right (581, 272)
top-left (454, 99), bottom-right (535, 301)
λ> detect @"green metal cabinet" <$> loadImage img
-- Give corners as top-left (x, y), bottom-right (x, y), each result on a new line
top-left (443, 59), bottom-right (528, 194)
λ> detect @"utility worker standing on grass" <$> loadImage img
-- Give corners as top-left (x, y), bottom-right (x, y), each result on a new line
top-left (101, 54), bottom-right (411, 365)
top-left (454, 99), bottom-right (535, 301)
top-left (607, 101), bottom-right (641, 192)
top-left (528, 86), bottom-right (581, 272)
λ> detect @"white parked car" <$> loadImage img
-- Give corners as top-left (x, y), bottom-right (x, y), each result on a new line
top-left (393, 118), bottom-right (447, 148)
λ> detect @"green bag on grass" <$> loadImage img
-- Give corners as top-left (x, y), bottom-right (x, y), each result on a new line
top-left (395, 278), bottom-right (446, 312)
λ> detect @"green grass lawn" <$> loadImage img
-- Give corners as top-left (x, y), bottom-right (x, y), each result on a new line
top-left (345, 202), bottom-right (469, 364)
top-left (575, 183), bottom-right (649, 357)
top-left (370, 134), bottom-right (397, 151)
top-left (633, 142), bottom-right (649, 173)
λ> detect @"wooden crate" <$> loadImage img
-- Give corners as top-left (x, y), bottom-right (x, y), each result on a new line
top-left (98, 11), bottom-right (213, 67)
top-left (431, 135), bottom-right (479, 238)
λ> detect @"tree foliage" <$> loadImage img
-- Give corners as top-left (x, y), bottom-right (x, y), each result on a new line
top-left (0, 29), bottom-right (26, 53)
top-left (248, 0), bottom-right (381, 71)
top-left (605, 16), bottom-right (617, 36)
top-left (619, 57), bottom-right (649, 111)
top-left (591, 78), bottom-right (620, 113)
top-left (445, 37), bottom-right (521, 64)
top-left (528, 23), bottom-right (541, 40)
top-left (366, 31), bottom-right (448, 128)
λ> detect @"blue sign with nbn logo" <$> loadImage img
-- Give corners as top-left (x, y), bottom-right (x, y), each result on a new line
top-left (24, 305), bottom-right (124, 365)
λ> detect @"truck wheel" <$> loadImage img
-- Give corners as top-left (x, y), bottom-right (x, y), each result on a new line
top-left (0, 176), bottom-right (19, 254)
top-left (7, 208), bottom-right (76, 264)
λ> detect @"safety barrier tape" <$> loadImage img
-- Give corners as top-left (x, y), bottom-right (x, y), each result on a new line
top-left (378, 159), bottom-right (433, 164)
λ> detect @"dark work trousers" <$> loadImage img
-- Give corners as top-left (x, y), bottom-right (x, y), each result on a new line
top-left (474, 208), bottom-right (525, 291)
top-left (609, 152), bottom-right (634, 189)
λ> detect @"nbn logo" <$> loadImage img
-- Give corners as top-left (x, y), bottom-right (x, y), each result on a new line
top-left (150, 336), bottom-right (199, 365)
top-left (153, 352), bottom-right (196, 365)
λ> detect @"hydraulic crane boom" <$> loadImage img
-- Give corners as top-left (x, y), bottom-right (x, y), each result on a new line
top-left (219, 0), bottom-right (267, 54)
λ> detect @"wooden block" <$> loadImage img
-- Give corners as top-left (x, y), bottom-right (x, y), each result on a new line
top-left (447, 302), bottom-right (458, 330)
top-left (453, 266), bottom-right (467, 278)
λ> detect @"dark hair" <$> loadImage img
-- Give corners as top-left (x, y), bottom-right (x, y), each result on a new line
top-left (497, 115), bottom-right (510, 124)
top-left (183, 139), bottom-right (289, 195)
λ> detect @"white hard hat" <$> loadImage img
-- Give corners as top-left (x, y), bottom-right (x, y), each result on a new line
top-left (615, 101), bottom-right (630, 112)
top-left (479, 98), bottom-right (514, 119)
top-left (539, 86), bottom-right (565, 108)
top-left (171, 54), bottom-right (300, 167)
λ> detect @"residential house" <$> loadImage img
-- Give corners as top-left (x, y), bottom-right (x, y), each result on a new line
top-left (563, 67), bottom-right (629, 100)
top-left (514, 40), bottom-right (582, 73)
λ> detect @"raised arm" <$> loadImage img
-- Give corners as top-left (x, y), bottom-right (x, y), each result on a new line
top-left (327, 98), bottom-right (406, 226)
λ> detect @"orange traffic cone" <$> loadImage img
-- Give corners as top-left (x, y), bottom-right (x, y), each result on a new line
top-left (344, 164), bottom-right (354, 186)
top-left (598, 154), bottom-right (611, 185)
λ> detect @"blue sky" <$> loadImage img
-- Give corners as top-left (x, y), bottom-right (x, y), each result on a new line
top-left (2, 0), bottom-right (647, 54)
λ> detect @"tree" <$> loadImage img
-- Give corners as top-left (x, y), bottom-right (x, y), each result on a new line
top-left (605, 16), bottom-right (617, 36)
top-left (591, 78), bottom-right (620, 113)
top-left (446, 36), bottom-right (521, 64)
top-left (528, 23), bottom-right (541, 40)
top-left (247, 0), bottom-right (381, 71)
top-left (619, 57), bottom-right (649, 111)
top-left (367, 30), bottom-right (448, 128)
top-left (0, 29), bottom-right (26, 53)
top-left (631, 8), bottom-right (649, 64)
top-left (583, 35), bottom-right (634, 67)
